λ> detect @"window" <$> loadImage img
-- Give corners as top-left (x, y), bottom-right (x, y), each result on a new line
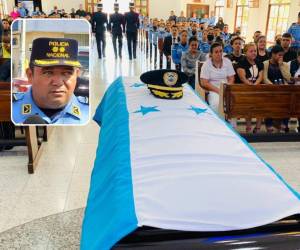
top-left (86, 0), bottom-right (148, 15)
top-left (0, 0), bottom-right (7, 19)
top-left (135, 0), bottom-right (149, 16)
top-left (235, 0), bottom-right (249, 38)
top-left (215, 0), bottom-right (225, 20)
top-left (85, 0), bottom-right (98, 13)
top-left (266, 0), bottom-right (290, 44)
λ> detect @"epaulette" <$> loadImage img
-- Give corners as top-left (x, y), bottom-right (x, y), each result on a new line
top-left (13, 93), bottom-right (25, 102)
top-left (77, 96), bottom-right (89, 105)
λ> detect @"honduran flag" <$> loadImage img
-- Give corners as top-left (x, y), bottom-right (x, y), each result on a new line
top-left (81, 77), bottom-right (300, 250)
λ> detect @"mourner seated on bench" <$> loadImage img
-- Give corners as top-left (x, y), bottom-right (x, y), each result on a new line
top-left (221, 83), bottom-right (300, 141)
top-left (263, 45), bottom-right (292, 133)
top-left (235, 43), bottom-right (264, 133)
top-left (200, 42), bottom-right (235, 112)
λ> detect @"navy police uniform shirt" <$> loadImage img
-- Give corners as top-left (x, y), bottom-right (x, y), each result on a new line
top-left (124, 11), bottom-right (139, 33)
top-left (288, 23), bottom-right (300, 49)
top-left (13, 88), bottom-right (89, 125)
top-left (109, 12), bottom-right (125, 35)
top-left (92, 11), bottom-right (108, 34)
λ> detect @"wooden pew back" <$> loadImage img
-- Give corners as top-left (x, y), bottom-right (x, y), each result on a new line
top-left (0, 82), bottom-right (11, 122)
top-left (222, 84), bottom-right (300, 119)
top-left (195, 61), bottom-right (207, 99)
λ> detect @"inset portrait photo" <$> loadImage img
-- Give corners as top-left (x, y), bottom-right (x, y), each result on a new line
top-left (11, 19), bottom-right (91, 125)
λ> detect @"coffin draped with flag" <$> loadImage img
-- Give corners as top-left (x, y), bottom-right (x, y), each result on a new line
top-left (81, 76), bottom-right (300, 250)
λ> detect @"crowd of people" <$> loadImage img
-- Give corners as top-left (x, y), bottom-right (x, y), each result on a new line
top-left (93, 2), bottom-right (300, 134)
top-left (1, 2), bottom-right (300, 133)
top-left (8, 2), bottom-right (93, 20)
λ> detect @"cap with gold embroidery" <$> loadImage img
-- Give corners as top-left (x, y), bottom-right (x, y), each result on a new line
top-left (140, 70), bottom-right (188, 100)
top-left (30, 37), bottom-right (82, 68)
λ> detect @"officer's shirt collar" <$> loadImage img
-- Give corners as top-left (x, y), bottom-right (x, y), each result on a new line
top-left (24, 88), bottom-right (82, 123)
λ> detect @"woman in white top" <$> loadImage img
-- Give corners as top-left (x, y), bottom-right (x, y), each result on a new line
top-left (200, 42), bottom-right (235, 112)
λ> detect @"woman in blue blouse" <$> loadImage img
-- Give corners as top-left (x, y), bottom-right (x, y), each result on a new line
top-left (172, 30), bottom-right (189, 71)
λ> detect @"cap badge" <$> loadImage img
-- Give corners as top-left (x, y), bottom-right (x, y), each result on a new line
top-left (163, 72), bottom-right (178, 87)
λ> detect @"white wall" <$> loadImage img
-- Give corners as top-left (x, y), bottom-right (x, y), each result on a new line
top-left (289, 1), bottom-right (300, 25)
top-left (149, 0), bottom-right (181, 19)
top-left (149, 0), bottom-right (215, 19)
top-left (6, 0), bottom-right (15, 13)
top-left (179, 0), bottom-right (215, 17)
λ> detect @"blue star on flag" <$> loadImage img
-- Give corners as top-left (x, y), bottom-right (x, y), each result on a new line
top-left (134, 106), bottom-right (160, 116)
top-left (131, 83), bottom-right (145, 88)
top-left (188, 106), bottom-right (208, 115)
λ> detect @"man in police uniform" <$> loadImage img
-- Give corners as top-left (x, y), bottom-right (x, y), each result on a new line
top-left (287, 12), bottom-right (300, 50)
top-left (124, 1), bottom-right (139, 60)
top-left (92, 2), bottom-right (108, 59)
top-left (13, 37), bottom-right (89, 125)
top-left (108, 1), bottom-right (125, 59)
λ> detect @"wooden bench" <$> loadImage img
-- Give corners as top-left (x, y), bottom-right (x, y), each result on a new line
top-left (220, 84), bottom-right (300, 142)
top-left (0, 58), bottom-right (9, 66)
top-left (0, 82), bottom-right (11, 120)
top-left (195, 61), bottom-right (206, 99)
top-left (0, 82), bottom-right (50, 173)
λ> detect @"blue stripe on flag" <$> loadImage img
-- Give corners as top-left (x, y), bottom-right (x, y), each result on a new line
top-left (188, 84), bottom-right (300, 201)
top-left (81, 77), bottom-right (138, 250)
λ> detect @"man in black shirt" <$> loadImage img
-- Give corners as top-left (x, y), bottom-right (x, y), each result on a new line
top-left (92, 3), bottom-right (108, 59)
top-left (76, 4), bottom-right (87, 17)
top-left (226, 37), bottom-right (245, 63)
top-left (163, 25), bottom-right (179, 69)
top-left (253, 30), bottom-right (262, 43)
top-left (49, 6), bottom-right (61, 18)
top-left (70, 8), bottom-right (76, 18)
top-left (168, 11), bottom-right (177, 23)
top-left (281, 33), bottom-right (297, 62)
top-left (124, 2), bottom-right (139, 60)
top-left (109, 1), bottom-right (125, 59)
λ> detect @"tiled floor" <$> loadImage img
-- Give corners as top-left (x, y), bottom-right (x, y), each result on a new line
top-left (0, 34), bottom-right (300, 239)
top-left (0, 208), bottom-right (84, 249)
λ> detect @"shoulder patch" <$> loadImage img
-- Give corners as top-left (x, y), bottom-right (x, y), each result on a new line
top-left (13, 93), bottom-right (25, 102)
top-left (77, 96), bottom-right (89, 105)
